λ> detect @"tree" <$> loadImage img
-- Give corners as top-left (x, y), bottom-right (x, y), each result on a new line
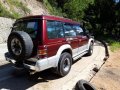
top-left (83, 0), bottom-right (119, 37)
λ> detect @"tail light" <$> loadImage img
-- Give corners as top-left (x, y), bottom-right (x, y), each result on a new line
top-left (37, 45), bottom-right (47, 59)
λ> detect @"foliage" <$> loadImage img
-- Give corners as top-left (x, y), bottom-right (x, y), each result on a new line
top-left (7, 0), bottom-right (30, 14)
top-left (0, 2), bottom-right (14, 18)
top-left (83, 0), bottom-right (120, 51)
top-left (83, 0), bottom-right (120, 37)
top-left (63, 0), bottom-right (94, 21)
top-left (0, 0), bottom-right (30, 19)
top-left (43, 0), bottom-right (94, 21)
top-left (110, 41), bottom-right (120, 51)
top-left (43, 0), bottom-right (64, 16)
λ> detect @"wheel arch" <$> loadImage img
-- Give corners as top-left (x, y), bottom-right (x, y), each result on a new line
top-left (55, 44), bottom-right (73, 67)
top-left (62, 48), bottom-right (72, 56)
top-left (88, 38), bottom-right (94, 49)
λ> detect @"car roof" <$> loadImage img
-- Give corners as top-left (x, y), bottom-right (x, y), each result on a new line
top-left (17, 15), bottom-right (80, 25)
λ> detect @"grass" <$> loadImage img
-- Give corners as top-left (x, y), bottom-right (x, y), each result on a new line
top-left (0, 2), bottom-right (14, 18)
top-left (0, 0), bottom-right (30, 19)
top-left (7, 0), bottom-right (30, 14)
top-left (43, 0), bottom-right (63, 16)
top-left (106, 39), bottom-right (120, 52)
top-left (110, 42), bottom-right (120, 52)
top-left (95, 34), bottom-right (120, 52)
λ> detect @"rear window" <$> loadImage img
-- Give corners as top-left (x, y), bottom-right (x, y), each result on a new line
top-left (13, 20), bottom-right (39, 39)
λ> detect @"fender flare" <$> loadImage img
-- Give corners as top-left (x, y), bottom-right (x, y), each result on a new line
top-left (87, 38), bottom-right (94, 49)
top-left (55, 44), bottom-right (72, 67)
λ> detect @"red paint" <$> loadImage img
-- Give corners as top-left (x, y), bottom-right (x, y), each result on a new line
top-left (19, 15), bottom-right (89, 58)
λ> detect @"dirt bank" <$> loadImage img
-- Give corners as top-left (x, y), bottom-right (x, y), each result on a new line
top-left (91, 49), bottom-right (120, 90)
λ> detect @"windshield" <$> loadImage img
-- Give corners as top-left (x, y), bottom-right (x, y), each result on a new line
top-left (13, 20), bottom-right (39, 39)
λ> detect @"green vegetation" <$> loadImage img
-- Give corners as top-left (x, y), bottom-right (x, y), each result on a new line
top-left (110, 41), bottom-right (120, 52)
top-left (43, 0), bottom-right (64, 16)
top-left (7, 0), bottom-right (30, 14)
top-left (43, 0), bottom-right (94, 21)
top-left (0, 2), bottom-right (14, 18)
top-left (0, 0), bottom-right (30, 19)
top-left (96, 35), bottom-right (120, 51)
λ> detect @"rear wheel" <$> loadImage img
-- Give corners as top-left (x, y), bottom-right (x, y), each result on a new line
top-left (57, 52), bottom-right (72, 77)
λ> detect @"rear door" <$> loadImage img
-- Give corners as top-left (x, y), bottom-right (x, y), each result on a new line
top-left (63, 23), bottom-right (79, 57)
top-left (45, 20), bottom-right (65, 57)
top-left (73, 25), bottom-right (89, 54)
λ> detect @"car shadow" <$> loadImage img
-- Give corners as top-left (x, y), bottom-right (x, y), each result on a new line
top-left (0, 67), bottom-right (61, 90)
top-left (0, 56), bottom-right (83, 90)
top-left (0, 52), bottom-right (61, 90)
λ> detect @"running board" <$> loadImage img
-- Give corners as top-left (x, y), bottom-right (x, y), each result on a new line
top-left (73, 51), bottom-right (88, 61)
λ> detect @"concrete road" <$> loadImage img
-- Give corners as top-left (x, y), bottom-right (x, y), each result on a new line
top-left (0, 43), bottom-right (9, 65)
top-left (0, 42), bottom-right (105, 90)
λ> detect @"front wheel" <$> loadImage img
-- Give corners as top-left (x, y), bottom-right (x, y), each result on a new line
top-left (87, 42), bottom-right (94, 56)
top-left (57, 52), bottom-right (72, 77)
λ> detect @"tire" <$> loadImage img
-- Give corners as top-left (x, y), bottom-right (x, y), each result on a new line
top-left (87, 42), bottom-right (94, 56)
top-left (57, 52), bottom-right (72, 77)
top-left (75, 80), bottom-right (96, 90)
top-left (7, 31), bottom-right (33, 60)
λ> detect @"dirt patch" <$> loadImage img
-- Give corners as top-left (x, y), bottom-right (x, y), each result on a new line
top-left (91, 50), bottom-right (120, 90)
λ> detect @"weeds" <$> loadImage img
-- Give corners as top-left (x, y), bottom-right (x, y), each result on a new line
top-left (95, 35), bottom-right (120, 52)
top-left (0, 2), bottom-right (14, 18)
top-left (0, 0), bottom-right (30, 19)
top-left (43, 0), bottom-right (63, 16)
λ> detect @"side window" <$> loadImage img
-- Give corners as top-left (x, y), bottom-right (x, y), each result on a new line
top-left (55, 21), bottom-right (64, 38)
top-left (73, 25), bottom-right (84, 36)
top-left (47, 20), bottom-right (64, 39)
top-left (64, 23), bottom-right (76, 37)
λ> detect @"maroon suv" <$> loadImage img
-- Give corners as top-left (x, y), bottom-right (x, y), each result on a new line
top-left (6, 15), bottom-right (94, 76)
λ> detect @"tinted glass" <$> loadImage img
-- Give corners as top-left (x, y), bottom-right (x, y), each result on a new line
top-left (47, 20), bottom-right (64, 39)
top-left (73, 25), bottom-right (84, 36)
top-left (13, 20), bottom-right (38, 39)
top-left (64, 23), bottom-right (76, 37)
top-left (55, 21), bottom-right (64, 38)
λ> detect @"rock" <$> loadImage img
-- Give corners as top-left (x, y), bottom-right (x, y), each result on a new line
top-left (0, 17), bottom-right (15, 44)
top-left (0, 37), bottom-right (3, 44)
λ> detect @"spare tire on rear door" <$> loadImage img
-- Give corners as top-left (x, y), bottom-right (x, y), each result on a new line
top-left (7, 31), bottom-right (33, 60)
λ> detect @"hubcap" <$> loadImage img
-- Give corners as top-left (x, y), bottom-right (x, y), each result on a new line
top-left (11, 38), bottom-right (22, 55)
top-left (63, 58), bottom-right (70, 72)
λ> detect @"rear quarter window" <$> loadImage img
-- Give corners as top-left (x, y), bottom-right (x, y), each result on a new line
top-left (47, 20), bottom-right (64, 39)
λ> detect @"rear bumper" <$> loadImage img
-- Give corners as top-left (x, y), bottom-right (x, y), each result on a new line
top-left (5, 53), bottom-right (50, 72)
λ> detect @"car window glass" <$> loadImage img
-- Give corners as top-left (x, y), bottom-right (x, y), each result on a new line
top-left (64, 23), bottom-right (76, 37)
top-left (13, 21), bottom-right (38, 39)
top-left (73, 25), bottom-right (84, 36)
top-left (47, 20), bottom-right (64, 39)
top-left (55, 21), bottom-right (64, 38)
